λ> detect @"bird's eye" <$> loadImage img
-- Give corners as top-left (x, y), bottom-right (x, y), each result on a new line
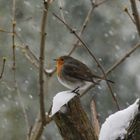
top-left (60, 58), bottom-right (64, 61)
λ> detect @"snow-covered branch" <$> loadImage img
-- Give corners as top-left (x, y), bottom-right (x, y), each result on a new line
top-left (99, 99), bottom-right (140, 140)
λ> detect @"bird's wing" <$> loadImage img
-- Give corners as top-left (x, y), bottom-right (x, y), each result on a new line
top-left (62, 63), bottom-right (94, 82)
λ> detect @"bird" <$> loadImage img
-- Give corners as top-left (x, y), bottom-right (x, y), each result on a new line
top-left (54, 55), bottom-right (113, 92)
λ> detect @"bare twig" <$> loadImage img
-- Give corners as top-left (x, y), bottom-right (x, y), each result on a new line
top-left (124, 7), bottom-right (136, 24)
top-left (12, 1), bottom-right (30, 140)
top-left (94, 0), bottom-right (109, 6)
top-left (29, 114), bottom-right (52, 140)
top-left (82, 43), bottom-right (140, 96)
top-left (0, 57), bottom-right (6, 79)
top-left (0, 28), bottom-right (12, 34)
top-left (130, 0), bottom-right (140, 36)
top-left (58, 0), bottom-right (65, 22)
top-left (106, 43), bottom-right (140, 74)
top-left (68, 6), bottom-right (94, 55)
top-left (53, 12), bottom-right (120, 110)
top-left (16, 86), bottom-right (30, 140)
top-left (12, 0), bottom-right (16, 82)
top-left (68, 0), bottom-right (108, 55)
top-left (90, 99), bottom-right (100, 139)
top-left (39, 0), bottom-right (50, 125)
top-left (15, 33), bottom-right (56, 77)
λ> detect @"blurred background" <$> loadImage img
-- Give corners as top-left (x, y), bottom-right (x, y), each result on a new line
top-left (0, 0), bottom-right (140, 139)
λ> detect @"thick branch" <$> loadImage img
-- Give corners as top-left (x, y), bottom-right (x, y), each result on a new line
top-left (125, 114), bottom-right (140, 140)
top-left (53, 97), bottom-right (98, 140)
top-left (124, 100), bottom-right (140, 140)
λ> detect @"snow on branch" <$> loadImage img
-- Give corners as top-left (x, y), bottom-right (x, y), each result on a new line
top-left (49, 91), bottom-right (76, 117)
top-left (99, 99), bottom-right (140, 140)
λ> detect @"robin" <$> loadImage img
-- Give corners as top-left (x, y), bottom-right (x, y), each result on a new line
top-left (54, 55), bottom-right (113, 91)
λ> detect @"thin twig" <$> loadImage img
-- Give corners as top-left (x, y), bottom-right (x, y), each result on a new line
top-left (58, 0), bottom-right (65, 22)
top-left (68, 6), bottom-right (94, 55)
top-left (130, 0), bottom-right (140, 36)
top-left (53, 12), bottom-right (120, 110)
top-left (90, 99), bottom-right (100, 139)
top-left (39, 0), bottom-right (50, 126)
top-left (12, 0), bottom-right (16, 82)
top-left (16, 86), bottom-right (30, 140)
top-left (29, 114), bottom-right (52, 140)
top-left (106, 43), bottom-right (140, 74)
top-left (94, 0), bottom-right (109, 6)
top-left (0, 57), bottom-right (6, 79)
top-left (15, 33), bottom-right (56, 77)
top-left (0, 28), bottom-right (12, 34)
top-left (68, 0), bottom-right (108, 55)
top-left (12, 1), bottom-right (30, 140)
top-left (124, 7), bottom-right (135, 24)
top-left (81, 43), bottom-right (140, 96)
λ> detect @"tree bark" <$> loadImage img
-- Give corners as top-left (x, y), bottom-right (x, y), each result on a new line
top-left (124, 100), bottom-right (140, 140)
top-left (53, 96), bottom-right (98, 140)
top-left (125, 111), bottom-right (140, 140)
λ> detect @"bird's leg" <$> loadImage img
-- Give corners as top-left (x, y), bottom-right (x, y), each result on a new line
top-left (71, 86), bottom-right (80, 95)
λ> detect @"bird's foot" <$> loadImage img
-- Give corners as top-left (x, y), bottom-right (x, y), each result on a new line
top-left (71, 86), bottom-right (80, 95)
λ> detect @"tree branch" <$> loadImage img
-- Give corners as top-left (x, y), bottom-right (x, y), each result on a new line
top-left (90, 99), bottom-right (100, 139)
top-left (81, 43), bottom-right (140, 96)
top-left (130, 0), bottom-right (140, 36)
top-left (0, 57), bottom-right (6, 79)
top-left (54, 97), bottom-right (98, 140)
top-left (12, 1), bottom-right (30, 139)
top-left (124, 100), bottom-right (140, 140)
top-left (16, 44), bottom-right (56, 77)
top-left (12, 0), bottom-right (16, 82)
top-left (106, 43), bottom-right (140, 74)
top-left (68, 0), bottom-right (109, 55)
top-left (29, 1), bottom-right (51, 140)
top-left (29, 114), bottom-right (52, 140)
top-left (39, 0), bottom-right (50, 125)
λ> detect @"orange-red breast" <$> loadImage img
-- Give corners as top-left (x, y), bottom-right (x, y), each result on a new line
top-left (55, 56), bottom-right (113, 90)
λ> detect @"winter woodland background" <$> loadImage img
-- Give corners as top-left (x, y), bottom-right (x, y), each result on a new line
top-left (0, 0), bottom-right (140, 139)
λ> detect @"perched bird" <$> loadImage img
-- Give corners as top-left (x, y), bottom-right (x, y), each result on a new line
top-left (55, 55), bottom-right (113, 91)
